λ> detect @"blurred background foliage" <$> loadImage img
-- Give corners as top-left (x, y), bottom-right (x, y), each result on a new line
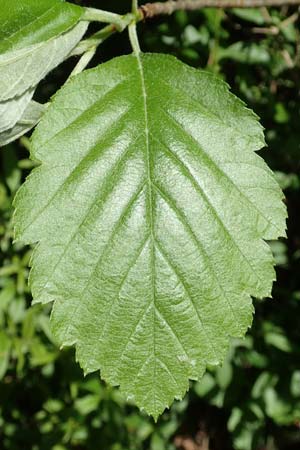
top-left (1, 1), bottom-right (300, 449)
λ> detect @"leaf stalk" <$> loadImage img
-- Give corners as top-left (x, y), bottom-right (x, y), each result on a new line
top-left (83, 7), bottom-right (127, 31)
top-left (69, 47), bottom-right (97, 78)
top-left (129, 22), bottom-right (141, 54)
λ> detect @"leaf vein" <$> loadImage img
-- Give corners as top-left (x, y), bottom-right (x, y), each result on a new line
top-left (162, 109), bottom-right (282, 237)
top-left (152, 130), bottom-right (266, 288)
top-left (154, 239), bottom-right (218, 362)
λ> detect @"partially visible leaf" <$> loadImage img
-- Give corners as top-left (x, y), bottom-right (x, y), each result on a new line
top-left (265, 331), bottom-right (292, 352)
top-left (74, 394), bottom-right (99, 415)
top-left (0, 0), bottom-right (84, 54)
top-left (216, 358), bottom-right (233, 390)
top-left (0, 21), bottom-right (88, 103)
top-left (182, 25), bottom-right (209, 46)
top-left (0, 88), bottom-right (34, 133)
top-left (0, 281), bottom-right (15, 319)
top-left (251, 372), bottom-right (277, 399)
top-left (0, 101), bottom-right (45, 147)
top-left (264, 387), bottom-right (297, 425)
top-left (291, 371), bottom-right (300, 397)
top-left (0, 331), bottom-right (11, 379)
top-left (194, 373), bottom-right (216, 397)
top-left (228, 407), bottom-right (243, 432)
top-left (14, 53), bottom-right (286, 418)
top-left (231, 8), bottom-right (266, 25)
top-left (0, 16), bottom-right (88, 142)
top-left (29, 337), bottom-right (57, 366)
top-left (218, 42), bottom-right (270, 65)
top-left (279, 22), bottom-right (297, 43)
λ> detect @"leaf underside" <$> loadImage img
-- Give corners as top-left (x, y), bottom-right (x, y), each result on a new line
top-left (14, 53), bottom-right (286, 418)
top-left (0, 101), bottom-right (45, 147)
top-left (0, 21), bottom-right (88, 103)
top-left (0, 88), bottom-right (34, 133)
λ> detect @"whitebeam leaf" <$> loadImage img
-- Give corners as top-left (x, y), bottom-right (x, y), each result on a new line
top-left (0, 88), bottom-right (34, 133)
top-left (0, 0), bottom-right (84, 54)
top-left (0, 101), bottom-right (45, 147)
top-left (0, 0), bottom-right (86, 137)
top-left (0, 21), bottom-right (88, 103)
top-left (14, 53), bottom-right (287, 418)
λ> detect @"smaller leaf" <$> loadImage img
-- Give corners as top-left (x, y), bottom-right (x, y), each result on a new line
top-left (231, 8), bottom-right (266, 25)
top-left (265, 331), bottom-right (292, 352)
top-left (74, 394), bottom-right (99, 415)
top-left (0, 89), bottom-right (34, 133)
top-left (0, 0), bottom-right (84, 53)
top-left (291, 371), bottom-right (300, 397)
top-left (0, 331), bottom-right (11, 379)
top-left (0, 21), bottom-right (88, 102)
top-left (0, 101), bottom-right (45, 147)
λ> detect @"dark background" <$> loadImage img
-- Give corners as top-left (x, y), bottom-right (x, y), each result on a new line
top-left (1, 1), bottom-right (300, 449)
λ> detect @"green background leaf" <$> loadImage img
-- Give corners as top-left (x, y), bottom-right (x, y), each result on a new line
top-left (14, 53), bottom-right (286, 418)
top-left (0, 0), bottom-right (83, 54)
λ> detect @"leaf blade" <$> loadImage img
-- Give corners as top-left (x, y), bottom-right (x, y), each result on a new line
top-left (14, 53), bottom-right (286, 418)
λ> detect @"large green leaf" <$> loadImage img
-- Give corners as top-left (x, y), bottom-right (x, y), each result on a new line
top-left (14, 53), bottom-right (286, 418)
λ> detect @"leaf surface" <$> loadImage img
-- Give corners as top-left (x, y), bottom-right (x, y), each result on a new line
top-left (14, 53), bottom-right (287, 418)
top-left (0, 0), bottom-right (83, 54)
top-left (0, 101), bottom-right (45, 147)
top-left (0, 21), bottom-right (88, 102)
top-left (0, 88), bottom-right (34, 133)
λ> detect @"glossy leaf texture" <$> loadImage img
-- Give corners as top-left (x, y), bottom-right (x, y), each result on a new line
top-left (14, 53), bottom-right (287, 418)
top-left (0, 0), bottom-right (83, 54)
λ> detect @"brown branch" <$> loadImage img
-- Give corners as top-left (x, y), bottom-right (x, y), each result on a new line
top-left (140, 0), bottom-right (300, 19)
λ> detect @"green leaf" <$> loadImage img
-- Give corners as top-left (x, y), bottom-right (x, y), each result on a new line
top-left (0, 0), bottom-right (87, 139)
top-left (0, 331), bottom-right (11, 379)
top-left (0, 101), bottom-right (45, 147)
top-left (0, 0), bottom-right (86, 133)
top-left (231, 8), bottom-right (266, 25)
top-left (264, 387), bottom-right (294, 425)
top-left (0, 89), bottom-right (35, 134)
top-left (0, 21), bottom-right (88, 103)
top-left (218, 42), bottom-right (270, 65)
top-left (0, 0), bottom-right (84, 54)
top-left (291, 371), bottom-right (300, 397)
top-left (14, 53), bottom-right (286, 418)
top-left (74, 394), bottom-right (99, 415)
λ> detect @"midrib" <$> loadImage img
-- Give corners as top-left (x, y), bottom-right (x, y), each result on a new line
top-left (135, 53), bottom-right (157, 411)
